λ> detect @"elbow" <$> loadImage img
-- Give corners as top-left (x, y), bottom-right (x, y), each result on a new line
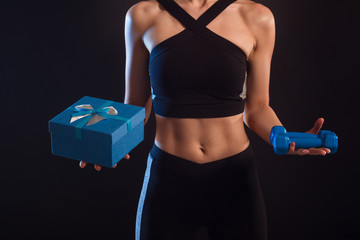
top-left (144, 103), bottom-right (152, 126)
top-left (144, 95), bottom-right (152, 125)
top-left (243, 100), bottom-right (270, 127)
top-left (124, 95), bottom-right (153, 126)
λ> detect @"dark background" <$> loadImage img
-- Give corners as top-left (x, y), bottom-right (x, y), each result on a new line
top-left (2, 0), bottom-right (359, 239)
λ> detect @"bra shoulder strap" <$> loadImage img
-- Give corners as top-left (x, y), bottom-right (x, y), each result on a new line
top-left (156, 0), bottom-right (236, 31)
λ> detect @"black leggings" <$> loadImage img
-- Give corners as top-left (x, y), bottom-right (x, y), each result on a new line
top-left (136, 142), bottom-right (268, 240)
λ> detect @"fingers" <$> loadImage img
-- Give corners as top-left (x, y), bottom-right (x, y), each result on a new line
top-left (94, 164), bottom-right (102, 171)
top-left (287, 142), bottom-right (330, 156)
top-left (79, 161), bottom-right (102, 171)
top-left (287, 142), bottom-right (296, 155)
top-left (296, 148), bottom-right (310, 155)
top-left (287, 142), bottom-right (309, 155)
top-left (110, 154), bottom-right (130, 168)
top-left (307, 117), bottom-right (324, 134)
top-left (307, 147), bottom-right (330, 156)
top-left (79, 161), bottom-right (87, 168)
top-left (79, 154), bottom-right (131, 171)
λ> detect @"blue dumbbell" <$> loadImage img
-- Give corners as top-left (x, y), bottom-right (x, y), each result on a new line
top-left (270, 126), bottom-right (338, 155)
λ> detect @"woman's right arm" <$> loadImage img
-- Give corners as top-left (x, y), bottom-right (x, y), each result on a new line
top-left (80, 2), bottom-right (153, 171)
top-left (124, 1), bottom-right (153, 126)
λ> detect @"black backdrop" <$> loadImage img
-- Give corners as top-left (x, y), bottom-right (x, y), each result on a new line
top-left (2, 0), bottom-right (359, 239)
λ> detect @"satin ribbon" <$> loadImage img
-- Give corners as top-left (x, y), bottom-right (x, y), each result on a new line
top-left (68, 100), bottom-right (132, 139)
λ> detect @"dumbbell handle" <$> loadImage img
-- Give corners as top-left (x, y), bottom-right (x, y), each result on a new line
top-left (291, 137), bottom-right (323, 149)
top-left (287, 132), bottom-right (318, 139)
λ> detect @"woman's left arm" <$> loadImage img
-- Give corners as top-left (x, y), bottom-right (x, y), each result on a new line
top-left (242, 3), bottom-right (330, 156)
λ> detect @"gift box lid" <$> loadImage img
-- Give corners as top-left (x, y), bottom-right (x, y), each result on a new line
top-left (48, 96), bottom-right (145, 145)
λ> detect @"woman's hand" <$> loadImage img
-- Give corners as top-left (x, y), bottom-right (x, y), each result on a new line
top-left (287, 118), bottom-right (331, 156)
top-left (79, 154), bottom-right (131, 171)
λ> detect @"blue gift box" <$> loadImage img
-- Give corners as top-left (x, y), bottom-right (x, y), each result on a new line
top-left (48, 96), bottom-right (145, 168)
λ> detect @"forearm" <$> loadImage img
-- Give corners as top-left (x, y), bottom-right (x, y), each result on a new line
top-left (144, 107), bottom-right (151, 126)
top-left (143, 96), bottom-right (152, 126)
top-left (125, 95), bottom-right (152, 126)
top-left (244, 103), bottom-right (283, 145)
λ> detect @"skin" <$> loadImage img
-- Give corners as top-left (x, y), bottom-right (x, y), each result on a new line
top-left (80, 0), bottom-right (330, 171)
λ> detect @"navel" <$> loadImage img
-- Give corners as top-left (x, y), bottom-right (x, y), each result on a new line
top-left (199, 146), bottom-right (206, 154)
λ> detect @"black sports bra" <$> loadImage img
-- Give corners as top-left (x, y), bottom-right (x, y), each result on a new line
top-left (149, 0), bottom-right (248, 118)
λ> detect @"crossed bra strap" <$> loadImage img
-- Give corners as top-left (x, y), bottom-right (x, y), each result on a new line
top-left (156, 0), bottom-right (237, 30)
top-left (156, 0), bottom-right (241, 57)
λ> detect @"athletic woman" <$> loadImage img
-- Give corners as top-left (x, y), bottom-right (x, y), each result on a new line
top-left (80, 0), bottom-right (331, 239)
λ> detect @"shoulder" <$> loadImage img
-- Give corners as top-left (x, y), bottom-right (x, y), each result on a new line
top-left (125, 0), bottom-right (160, 32)
top-left (126, 0), bottom-right (159, 16)
top-left (237, 0), bottom-right (275, 32)
top-left (235, 0), bottom-right (275, 49)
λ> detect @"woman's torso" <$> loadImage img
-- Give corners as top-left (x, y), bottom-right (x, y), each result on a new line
top-left (141, 0), bottom-right (256, 164)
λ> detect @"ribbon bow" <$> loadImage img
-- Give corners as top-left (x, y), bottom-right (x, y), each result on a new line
top-left (69, 101), bottom-right (132, 139)
top-left (70, 104), bottom-right (118, 126)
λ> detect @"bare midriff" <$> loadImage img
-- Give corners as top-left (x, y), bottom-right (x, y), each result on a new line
top-left (154, 113), bottom-right (250, 164)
